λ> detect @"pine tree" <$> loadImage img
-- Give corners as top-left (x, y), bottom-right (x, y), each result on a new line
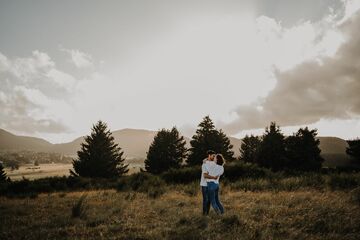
top-left (71, 120), bottom-right (128, 178)
top-left (0, 162), bottom-right (7, 182)
top-left (285, 127), bottom-right (324, 171)
top-left (217, 129), bottom-right (235, 160)
top-left (187, 116), bottom-right (234, 166)
top-left (239, 135), bottom-right (262, 163)
top-left (257, 122), bottom-right (287, 171)
top-left (346, 139), bottom-right (360, 162)
top-left (145, 127), bottom-right (187, 174)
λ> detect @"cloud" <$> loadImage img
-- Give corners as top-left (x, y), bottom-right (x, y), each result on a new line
top-left (0, 50), bottom-right (76, 134)
top-left (1, 50), bottom-right (55, 81)
top-left (61, 48), bottom-right (93, 68)
top-left (0, 86), bottom-right (69, 133)
top-left (223, 5), bottom-right (360, 134)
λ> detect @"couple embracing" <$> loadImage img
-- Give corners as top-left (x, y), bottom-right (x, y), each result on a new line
top-left (200, 150), bottom-right (225, 215)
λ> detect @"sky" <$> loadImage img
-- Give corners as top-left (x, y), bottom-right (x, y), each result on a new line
top-left (0, 0), bottom-right (360, 143)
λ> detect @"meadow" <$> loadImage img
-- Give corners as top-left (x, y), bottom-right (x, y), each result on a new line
top-left (4, 161), bottom-right (143, 181)
top-left (5, 163), bottom-right (73, 181)
top-left (1, 171), bottom-right (360, 240)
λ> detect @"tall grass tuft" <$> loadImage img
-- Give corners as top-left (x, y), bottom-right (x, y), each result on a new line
top-left (71, 194), bottom-right (88, 218)
top-left (351, 187), bottom-right (360, 205)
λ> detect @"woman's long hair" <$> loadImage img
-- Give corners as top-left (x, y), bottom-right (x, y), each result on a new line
top-left (216, 154), bottom-right (225, 166)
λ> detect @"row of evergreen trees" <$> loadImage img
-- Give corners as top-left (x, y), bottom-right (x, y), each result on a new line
top-left (240, 122), bottom-right (323, 171)
top-left (3, 117), bottom-right (357, 181)
top-left (68, 116), bottom-right (235, 178)
top-left (67, 117), bottom-right (360, 178)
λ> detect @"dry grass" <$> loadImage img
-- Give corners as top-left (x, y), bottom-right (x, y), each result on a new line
top-left (1, 185), bottom-right (360, 240)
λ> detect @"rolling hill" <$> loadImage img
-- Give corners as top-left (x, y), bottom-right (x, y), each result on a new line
top-left (316, 136), bottom-right (354, 167)
top-left (0, 129), bottom-right (53, 152)
top-left (50, 128), bottom-right (190, 158)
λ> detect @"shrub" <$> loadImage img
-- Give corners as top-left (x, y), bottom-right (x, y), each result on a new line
top-left (162, 162), bottom-right (272, 185)
top-left (117, 172), bottom-right (166, 195)
top-left (161, 167), bottom-right (200, 184)
top-left (328, 173), bottom-right (359, 190)
top-left (224, 162), bottom-right (272, 181)
top-left (5, 177), bottom-right (31, 195)
top-left (116, 176), bottom-right (131, 191)
top-left (66, 176), bottom-right (93, 189)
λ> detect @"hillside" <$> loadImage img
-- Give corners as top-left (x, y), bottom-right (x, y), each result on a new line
top-left (50, 129), bottom-right (190, 158)
top-left (317, 136), bottom-right (349, 154)
top-left (317, 137), bottom-right (354, 167)
top-left (0, 129), bottom-right (53, 152)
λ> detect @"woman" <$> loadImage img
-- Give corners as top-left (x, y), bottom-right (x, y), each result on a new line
top-left (204, 154), bottom-right (225, 214)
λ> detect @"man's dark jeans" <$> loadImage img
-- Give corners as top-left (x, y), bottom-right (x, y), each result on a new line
top-left (201, 186), bottom-right (210, 215)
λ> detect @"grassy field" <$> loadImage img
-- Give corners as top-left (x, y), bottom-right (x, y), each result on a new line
top-left (5, 162), bottom-right (143, 181)
top-left (1, 184), bottom-right (360, 240)
top-left (5, 163), bottom-right (73, 181)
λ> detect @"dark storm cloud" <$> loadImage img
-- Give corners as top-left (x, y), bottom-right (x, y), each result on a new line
top-left (224, 9), bottom-right (360, 134)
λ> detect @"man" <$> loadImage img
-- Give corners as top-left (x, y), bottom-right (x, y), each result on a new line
top-left (200, 150), bottom-right (216, 215)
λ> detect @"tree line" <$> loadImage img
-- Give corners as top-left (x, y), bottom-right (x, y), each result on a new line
top-left (240, 123), bottom-right (325, 171)
top-left (1, 116), bottom-right (359, 181)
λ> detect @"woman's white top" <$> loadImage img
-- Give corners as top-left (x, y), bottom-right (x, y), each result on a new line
top-left (205, 161), bottom-right (224, 184)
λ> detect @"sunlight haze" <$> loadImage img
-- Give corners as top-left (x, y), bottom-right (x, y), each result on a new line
top-left (0, 0), bottom-right (359, 143)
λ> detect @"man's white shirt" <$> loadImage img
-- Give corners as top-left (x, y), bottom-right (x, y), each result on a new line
top-left (200, 158), bottom-right (209, 186)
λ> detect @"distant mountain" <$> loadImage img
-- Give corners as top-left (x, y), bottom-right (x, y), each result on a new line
top-left (0, 129), bottom-right (53, 152)
top-left (51, 128), bottom-right (191, 158)
top-left (0, 128), bottom-right (355, 166)
top-left (229, 137), bottom-right (243, 157)
top-left (51, 136), bottom-right (85, 156)
top-left (317, 136), bottom-right (348, 154)
top-left (0, 128), bottom-right (189, 159)
top-left (316, 136), bottom-right (354, 167)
